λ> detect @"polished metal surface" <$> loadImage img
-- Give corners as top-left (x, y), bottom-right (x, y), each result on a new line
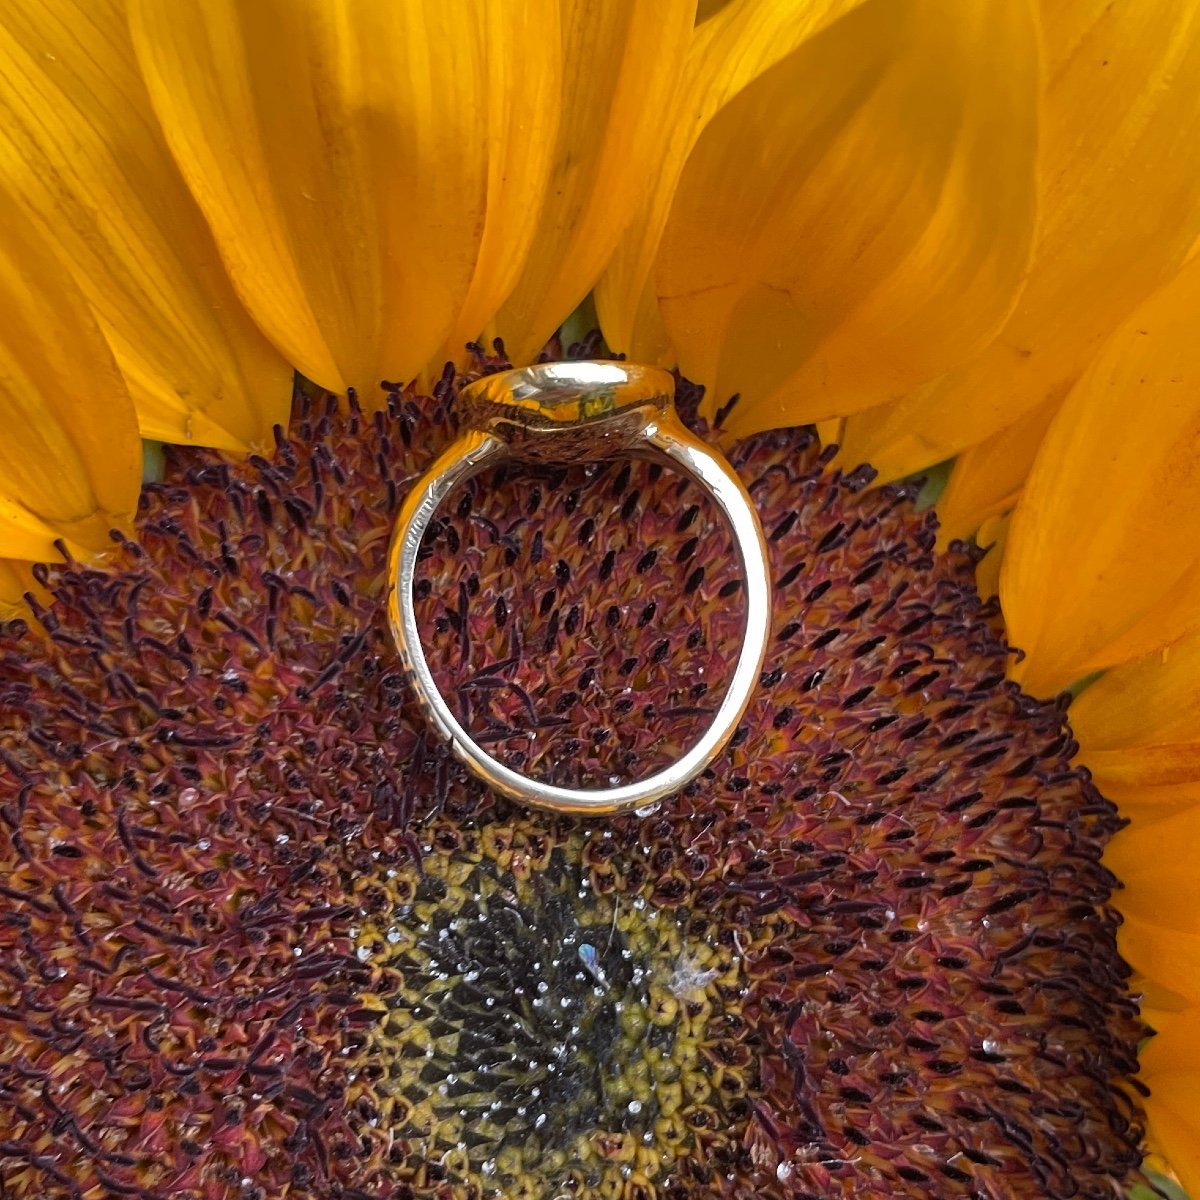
top-left (387, 361), bottom-right (771, 815)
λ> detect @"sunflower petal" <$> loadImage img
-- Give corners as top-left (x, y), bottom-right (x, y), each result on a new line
top-left (1139, 979), bottom-right (1195, 1024)
top-left (1070, 632), bottom-right (1200, 800)
top-left (1143, 1094), bottom-right (1200, 1200)
top-left (973, 514), bottom-right (1010, 602)
top-left (816, 418), bottom-right (845, 452)
top-left (0, 0), bottom-right (291, 452)
top-left (131, 0), bottom-right (518, 398)
top-left (1118, 914), bottom-right (1200, 1006)
top-left (0, 559), bottom-right (39, 615)
top-left (839, 0), bottom-right (1200, 480)
top-left (0, 190), bottom-right (139, 561)
top-left (0, 503), bottom-right (66, 565)
top-left (1105, 806), bottom-right (1200, 1008)
top-left (133, 1), bottom-right (558, 395)
top-left (927, 400), bottom-right (1058, 548)
top-left (656, 0), bottom-right (1039, 433)
top-left (492, 0), bottom-right (695, 366)
top-left (1097, 781), bottom-right (1200, 813)
top-left (1001, 256), bottom-right (1200, 696)
top-left (1084, 744), bottom-right (1200, 792)
top-left (1140, 1006), bottom-right (1200, 1200)
top-left (441, 2), bottom-right (562, 362)
top-left (593, 0), bottom-right (864, 362)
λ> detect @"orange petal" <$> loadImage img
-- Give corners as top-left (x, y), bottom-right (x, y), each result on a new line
top-left (0, 559), bottom-right (39, 614)
top-left (1138, 979), bottom-right (1195, 1024)
top-left (594, 0), bottom-right (864, 363)
top-left (1087, 555), bottom-right (1200, 681)
top-left (929, 400), bottom-right (1059, 548)
top-left (0, 190), bottom-right (139, 561)
top-left (839, 0), bottom-right (1200, 480)
top-left (0, 0), bottom-right (291, 451)
top-left (1143, 1098), bottom-right (1200, 1200)
top-left (492, 0), bottom-right (695, 366)
top-left (1117, 912), bottom-right (1200, 1006)
top-left (441, 2), bottom-right (562, 362)
top-left (1080, 745), bottom-right (1200, 792)
top-left (1107, 810), bottom-right (1200, 1033)
top-left (816, 418), bottom-right (844, 452)
top-left (972, 514), bottom-right (1010, 602)
top-left (131, 0), bottom-right (555, 396)
top-left (1000, 255), bottom-right (1200, 696)
top-left (1140, 1006), bottom-right (1200, 1199)
top-left (656, 0), bottom-right (1040, 433)
top-left (1098, 780), bottom-right (1200, 812)
top-left (1070, 632), bottom-right (1200, 797)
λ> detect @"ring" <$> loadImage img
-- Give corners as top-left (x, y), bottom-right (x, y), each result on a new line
top-left (386, 361), bottom-right (771, 815)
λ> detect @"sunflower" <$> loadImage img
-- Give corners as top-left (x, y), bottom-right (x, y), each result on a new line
top-left (0, 0), bottom-right (1197, 1196)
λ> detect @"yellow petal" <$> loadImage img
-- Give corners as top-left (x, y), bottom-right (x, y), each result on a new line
top-left (441, 3), bottom-right (562, 362)
top-left (1000, 256), bottom-right (1200, 696)
top-left (1099, 780), bottom-right (1200, 812)
top-left (0, 557), bottom-right (50, 617)
top-left (0, 190), bottom-right (139, 560)
top-left (0, 0), bottom-right (291, 451)
top-left (816, 418), bottom-right (844, 452)
top-left (0, 499), bottom-right (71, 565)
top-left (1140, 1006), bottom-right (1200, 1199)
top-left (1086, 555), bottom-right (1200, 679)
top-left (1139, 979), bottom-right (1195, 1024)
top-left (1071, 632), bottom-right (1200, 797)
top-left (492, 0), bottom-right (695, 367)
top-left (0, 564), bottom-right (27, 614)
top-left (926, 400), bottom-right (1059, 549)
top-left (1143, 1096), bottom-right (1200, 1200)
top-left (131, 1), bottom-right (551, 396)
top-left (594, 0), bottom-right (864, 363)
top-left (1107, 809), bottom-right (1200, 1012)
top-left (1117, 913), bottom-right (1200, 1006)
top-left (972, 514), bottom-right (1010, 602)
top-left (1075, 633), bottom-right (1200, 744)
top-left (656, 0), bottom-right (1039, 434)
top-left (840, 0), bottom-right (1200, 480)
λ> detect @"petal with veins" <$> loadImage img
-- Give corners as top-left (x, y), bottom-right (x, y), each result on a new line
top-left (131, 0), bottom-right (529, 397)
top-left (1071, 632), bottom-right (1200, 799)
top-left (594, 0), bottom-right (864, 363)
top-left (1001, 256), bottom-right (1200, 695)
top-left (1106, 809), bottom-right (1200, 1010)
top-left (657, 0), bottom-right (1040, 434)
top-left (933, 400), bottom-right (1059, 548)
top-left (840, 0), bottom-right (1200, 480)
top-left (1138, 1003), bottom-right (1200, 1199)
top-left (492, 0), bottom-right (695, 367)
top-left (0, 190), bottom-right (139, 563)
top-left (0, 0), bottom-right (290, 451)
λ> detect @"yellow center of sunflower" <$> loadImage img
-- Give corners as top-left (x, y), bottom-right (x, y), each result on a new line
top-left (355, 817), bottom-right (741, 1200)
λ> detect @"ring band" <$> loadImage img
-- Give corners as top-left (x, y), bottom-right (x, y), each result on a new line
top-left (386, 361), bottom-right (771, 815)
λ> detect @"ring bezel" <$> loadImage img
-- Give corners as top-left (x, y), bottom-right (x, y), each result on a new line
top-left (457, 361), bottom-right (673, 464)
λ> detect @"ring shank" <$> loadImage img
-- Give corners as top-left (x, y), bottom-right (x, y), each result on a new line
top-left (387, 415), bottom-right (771, 815)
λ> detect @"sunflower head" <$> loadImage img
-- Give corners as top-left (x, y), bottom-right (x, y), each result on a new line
top-left (2, 0), bottom-right (1200, 1192)
top-left (0, 361), bottom-right (1144, 1198)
